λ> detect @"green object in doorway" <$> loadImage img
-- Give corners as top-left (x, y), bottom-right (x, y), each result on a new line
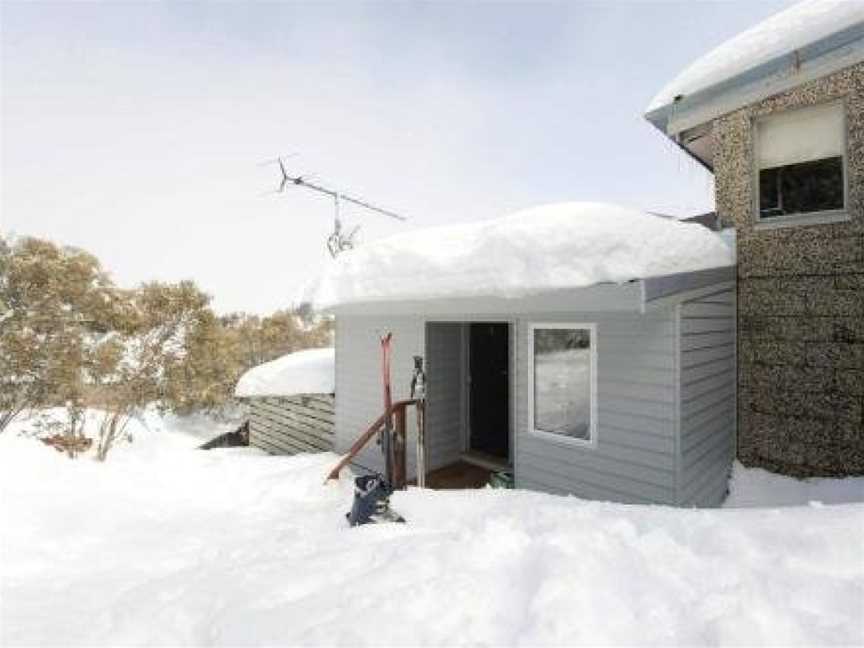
top-left (489, 471), bottom-right (514, 489)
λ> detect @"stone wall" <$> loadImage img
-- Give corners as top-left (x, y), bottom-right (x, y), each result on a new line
top-left (714, 62), bottom-right (864, 477)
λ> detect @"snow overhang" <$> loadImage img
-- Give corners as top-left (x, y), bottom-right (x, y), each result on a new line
top-left (234, 347), bottom-right (335, 399)
top-left (645, 15), bottom-right (864, 171)
top-left (320, 265), bottom-right (735, 317)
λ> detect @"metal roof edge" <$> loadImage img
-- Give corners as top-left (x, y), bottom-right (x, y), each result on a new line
top-left (644, 20), bottom-right (864, 156)
top-left (641, 265), bottom-right (736, 312)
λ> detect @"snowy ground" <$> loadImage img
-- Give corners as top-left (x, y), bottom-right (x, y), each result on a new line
top-left (1, 411), bottom-right (863, 646)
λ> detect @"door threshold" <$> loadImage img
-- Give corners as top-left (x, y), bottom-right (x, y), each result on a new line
top-left (460, 451), bottom-right (510, 472)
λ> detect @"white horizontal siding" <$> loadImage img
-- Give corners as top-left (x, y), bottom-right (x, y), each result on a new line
top-left (424, 323), bottom-right (464, 471)
top-left (334, 316), bottom-right (423, 478)
top-left (677, 288), bottom-right (736, 506)
top-left (334, 296), bottom-right (734, 507)
top-left (513, 311), bottom-right (678, 504)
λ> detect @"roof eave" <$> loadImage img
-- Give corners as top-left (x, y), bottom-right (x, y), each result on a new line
top-left (315, 266), bottom-right (737, 318)
top-left (641, 265), bottom-right (736, 313)
top-left (645, 20), bottom-right (864, 167)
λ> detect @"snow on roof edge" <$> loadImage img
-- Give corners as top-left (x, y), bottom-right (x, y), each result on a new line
top-left (646, 1), bottom-right (864, 115)
top-left (234, 347), bottom-right (335, 398)
top-left (306, 202), bottom-right (734, 312)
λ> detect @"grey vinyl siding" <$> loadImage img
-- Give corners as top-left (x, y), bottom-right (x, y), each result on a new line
top-left (334, 290), bottom-right (736, 505)
top-left (424, 323), bottom-right (464, 470)
top-left (248, 395), bottom-right (334, 455)
top-left (334, 315), bottom-right (424, 478)
top-left (677, 287), bottom-right (736, 506)
top-left (514, 311), bottom-right (678, 504)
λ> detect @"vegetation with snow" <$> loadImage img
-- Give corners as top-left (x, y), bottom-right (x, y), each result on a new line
top-left (0, 234), bottom-right (331, 457)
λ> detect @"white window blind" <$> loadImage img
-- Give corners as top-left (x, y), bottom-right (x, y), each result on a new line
top-left (756, 102), bottom-right (845, 169)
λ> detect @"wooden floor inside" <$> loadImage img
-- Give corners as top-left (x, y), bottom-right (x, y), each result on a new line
top-left (417, 461), bottom-right (495, 490)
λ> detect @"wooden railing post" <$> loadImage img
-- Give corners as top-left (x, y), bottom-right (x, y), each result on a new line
top-left (324, 399), bottom-right (418, 484)
top-left (393, 404), bottom-right (407, 490)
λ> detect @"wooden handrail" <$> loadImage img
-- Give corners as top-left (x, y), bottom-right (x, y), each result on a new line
top-left (324, 399), bottom-right (418, 483)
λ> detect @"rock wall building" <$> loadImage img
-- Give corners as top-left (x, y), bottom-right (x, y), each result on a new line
top-left (715, 65), bottom-right (863, 476)
top-left (646, 3), bottom-right (864, 476)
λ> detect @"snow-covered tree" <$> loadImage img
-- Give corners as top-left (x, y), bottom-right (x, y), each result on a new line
top-left (0, 236), bottom-right (115, 434)
top-left (0, 234), bottom-right (334, 455)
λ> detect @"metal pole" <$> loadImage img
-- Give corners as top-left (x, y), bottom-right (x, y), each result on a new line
top-left (416, 401), bottom-right (426, 488)
top-left (269, 158), bottom-right (407, 222)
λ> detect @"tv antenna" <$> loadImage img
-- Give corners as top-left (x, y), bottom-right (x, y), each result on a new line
top-left (264, 156), bottom-right (406, 258)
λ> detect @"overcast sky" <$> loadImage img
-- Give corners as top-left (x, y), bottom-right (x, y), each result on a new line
top-left (1, 1), bottom-right (793, 314)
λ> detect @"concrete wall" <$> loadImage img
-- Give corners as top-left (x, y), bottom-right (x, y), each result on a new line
top-left (713, 62), bottom-right (864, 476)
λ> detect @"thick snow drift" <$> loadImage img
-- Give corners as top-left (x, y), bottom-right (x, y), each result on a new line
top-left (308, 202), bottom-right (732, 309)
top-left (648, 0), bottom-right (864, 112)
top-left (2, 414), bottom-right (863, 646)
top-left (234, 347), bottom-right (334, 398)
top-left (725, 461), bottom-right (864, 508)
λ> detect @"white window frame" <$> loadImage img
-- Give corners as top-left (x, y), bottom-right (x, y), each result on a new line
top-left (527, 322), bottom-right (598, 449)
top-left (752, 99), bottom-right (850, 229)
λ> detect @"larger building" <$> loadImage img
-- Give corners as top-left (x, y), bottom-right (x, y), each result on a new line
top-left (645, 0), bottom-right (864, 476)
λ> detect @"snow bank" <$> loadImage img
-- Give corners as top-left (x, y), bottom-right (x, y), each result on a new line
top-left (0, 407), bottom-right (243, 460)
top-left (234, 347), bottom-right (335, 398)
top-left (1, 422), bottom-right (862, 646)
top-left (648, 0), bottom-right (864, 112)
top-left (307, 202), bottom-right (733, 309)
top-left (725, 461), bottom-right (864, 508)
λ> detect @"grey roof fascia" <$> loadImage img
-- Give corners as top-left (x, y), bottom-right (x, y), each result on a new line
top-left (641, 265), bottom-right (736, 312)
top-left (645, 21), bottom-right (864, 158)
top-left (318, 265), bottom-right (737, 318)
top-left (321, 282), bottom-right (645, 317)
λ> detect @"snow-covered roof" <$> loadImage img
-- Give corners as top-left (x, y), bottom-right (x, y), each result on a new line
top-left (648, 1), bottom-right (864, 113)
top-left (306, 202), bottom-right (733, 311)
top-left (234, 348), bottom-right (335, 398)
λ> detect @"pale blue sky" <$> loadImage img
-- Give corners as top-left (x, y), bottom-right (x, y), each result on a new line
top-left (1, 1), bottom-right (793, 313)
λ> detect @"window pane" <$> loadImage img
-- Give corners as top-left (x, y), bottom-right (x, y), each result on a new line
top-left (533, 328), bottom-right (591, 440)
top-left (759, 156), bottom-right (844, 219)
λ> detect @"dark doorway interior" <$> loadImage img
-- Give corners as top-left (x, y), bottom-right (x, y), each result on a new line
top-left (414, 462), bottom-right (493, 490)
top-left (469, 322), bottom-right (510, 460)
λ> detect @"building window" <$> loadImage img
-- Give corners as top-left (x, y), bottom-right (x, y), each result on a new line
top-left (754, 101), bottom-right (846, 223)
top-left (529, 323), bottom-right (596, 446)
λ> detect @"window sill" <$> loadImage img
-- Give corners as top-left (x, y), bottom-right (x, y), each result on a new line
top-left (528, 428), bottom-right (597, 449)
top-left (754, 210), bottom-right (851, 230)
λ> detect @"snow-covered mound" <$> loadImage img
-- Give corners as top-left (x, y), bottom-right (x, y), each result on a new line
top-left (1, 407), bottom-right (243, 459)
top-left (1, 427), bottom-right (862, 646)
top-left (308, 202), bottom-right (733, 309)
top-left (726, 461), bottom-right (864, 508)
top-left (234, 347), bottom-right (335, 398)
top-left (648, 0), bottom-right (864, 112)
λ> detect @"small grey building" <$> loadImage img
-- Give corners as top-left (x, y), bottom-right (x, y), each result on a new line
top-left (325, 242), bottom-right (736, 506)
top-left (234, 348), bottom-right (335, 456)
top-left (645, 1), bottom-right (864, 476)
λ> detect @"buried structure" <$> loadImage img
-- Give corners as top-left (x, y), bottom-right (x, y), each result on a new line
top-left (309, 202), bottom-right (737, 506)
top-left (234, 347), bottom-right (335, 456)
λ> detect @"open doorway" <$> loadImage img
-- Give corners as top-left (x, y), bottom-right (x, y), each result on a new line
top-left (468, 322), bottom-right (510, 463)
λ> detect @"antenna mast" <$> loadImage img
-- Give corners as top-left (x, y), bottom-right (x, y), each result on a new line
top-left (267, 156), bottom-right (406, 258)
